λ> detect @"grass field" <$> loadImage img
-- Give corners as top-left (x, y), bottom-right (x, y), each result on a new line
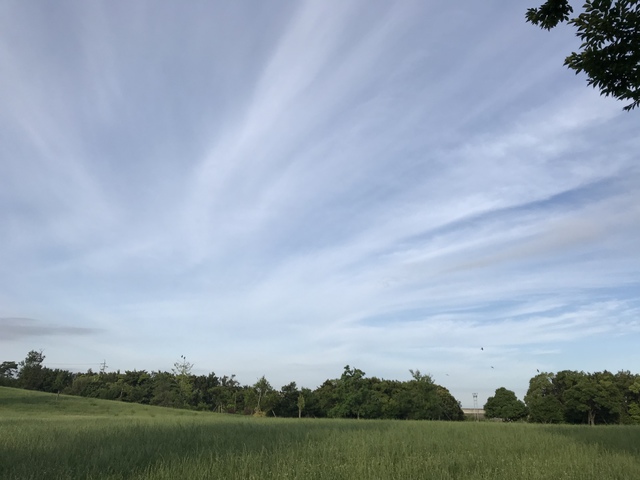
top-left (2, 387), bottom-right (640, 479)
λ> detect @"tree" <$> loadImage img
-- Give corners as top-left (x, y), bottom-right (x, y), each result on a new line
top-left (210, 374), bottom-right (240, 413)
top-left (612, 370), bottom-right (640, 424)
top-left (0, 361), bottom-right (18, 386)
top-left (628, 376), bottom-right (640, 424)
top-left (484, 387), bottom-right (528, 421)
top-left (150, 371), bottom-right (181, 408)
top-left (172, 355), bottom-right (194, 408)
top-left (21, 350), bottom-right (45, 368)
top-left (273, 381), bottom-right (300, 418)
top-left (18, 350), bottom-right (46, 390)
top-left (251, 375), bottom-right (276, 416)
top-left (191, 373), bottom-right (220, 410)
top-left (299, 386), bottom-right (323, 418)
top-left (46, 369), bottom-right (74, 395)
top-left (525, 373), bottom-right (565, 423)
top-left (399, 370), bottom-right (442, 420)
top-left (526, 0), bottom-right (640, 110)
top-left (297, 393), bottom-right (305, 418)
top-left (376, 379), bottom-right (406, 419)
top-left (435, 386), bottom-right (465, 421)
top-left (120, 370), bottom-right (153, 404)
top-left (329, 366), bottom-right (371, 419)
top-left (563, 371), bottom-right (622, 425)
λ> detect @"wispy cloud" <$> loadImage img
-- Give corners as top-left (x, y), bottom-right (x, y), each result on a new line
top-left (0, 317), bottom-right (99, 342)
top-left (1, 0), bottom-right (638, 406)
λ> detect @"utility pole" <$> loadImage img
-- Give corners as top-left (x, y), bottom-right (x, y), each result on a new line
top-left (99, 360), bottom-right (108, 374)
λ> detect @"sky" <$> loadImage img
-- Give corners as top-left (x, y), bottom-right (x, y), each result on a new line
top-left (1, 1), bottom-right (639, 408)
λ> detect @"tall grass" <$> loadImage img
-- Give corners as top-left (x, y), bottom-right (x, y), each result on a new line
top-left (1, 387), bottom-right (639, 479)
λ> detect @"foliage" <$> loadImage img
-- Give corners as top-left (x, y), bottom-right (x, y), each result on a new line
top-left (17, 350), bottom-right (46, 391)
top-left (628, 375), bottom-right (640, 423)
top-left (562, 371), bottom-right (623, 425)
top-left (0, 361), bottom-right (18, 378)
top-left (524, 369), bottom-right (640, 425)
top-left (436, 385), bottom-right (465, 421)
top-left (484, 387), bottom-right (528, 421)
top-left (250, 375), bottom-right (277, 416)
top-left (525, 373), bottom-right (565, 423)
top-left (172, 355), bottom-right (194, 407)
top-left (273, 381), bottom-right (300, 418)
top-left (150, 371), bottom-right (182, 408)
top-left (398, 369), bottom-right (442, 420)
top-left (526, 0), bottom-right (640, 110)
top-left (328, 366), bottom-right (369, 419)
top-left (6, 350), bottom-right (638, 425)
top-left (0, 361), bottom-right (18, 387)
top-left (297, 392), bottom-right (305, 418)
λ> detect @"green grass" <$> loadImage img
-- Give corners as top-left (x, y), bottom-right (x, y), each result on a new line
top-left (2, 387), bottom-right (640, 479)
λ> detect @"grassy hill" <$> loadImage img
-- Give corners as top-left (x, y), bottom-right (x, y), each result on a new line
top-left (0, 386), bottom-right (205, 419)
top-left (2, 387), bottom-right (640, 479)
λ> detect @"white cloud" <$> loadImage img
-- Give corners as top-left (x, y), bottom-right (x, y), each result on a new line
top-left (1, 0), bottom-right (639, 408)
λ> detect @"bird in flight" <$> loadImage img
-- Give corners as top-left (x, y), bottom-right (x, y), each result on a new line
top-left (481, 347), bottom-right (484, 351)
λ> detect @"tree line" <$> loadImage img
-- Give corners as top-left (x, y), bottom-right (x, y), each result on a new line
top-left (485, 370), bottom-right (640, 425)
top-left (0, 351), bottom-right (464, 421)
top-left (5, 351), bottom-right (638, 424)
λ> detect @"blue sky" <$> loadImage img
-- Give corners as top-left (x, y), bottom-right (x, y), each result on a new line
top-left (1, 1), bottom-right (639, 407)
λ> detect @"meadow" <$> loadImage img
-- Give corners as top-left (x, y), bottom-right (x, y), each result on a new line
top-left (1, 387), bottom-right (640, 479)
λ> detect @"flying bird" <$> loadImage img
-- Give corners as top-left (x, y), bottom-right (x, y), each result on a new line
top-left (481, 347), bottom-right (483, 351)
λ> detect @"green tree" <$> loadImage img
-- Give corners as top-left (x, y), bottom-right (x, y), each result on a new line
top-left (273, 381), bottom-right (300, 417)
top-left (0, 361), bottom-right (18, 386)
top-left (210, 374), bottom-right (240, 413)
top-left (251, 375), bottom-right (276, 416)
top-left (18, 350), bottom-right (46, 390)
top-left (66, 370), bottom-right (103, 398)
top-left (0, 360), bottom-right (18, 378)
top-left (612, 370), bottom-right (639, 424)
top-left (172, 355), bottom-right (194, 408)
top-left (46, 369), bottom-right (74, 395)
top-left (526, 0), bottom-right (640, 110)
top-left (563, 371), bottom-right (622, 425)
top-left (551, 370), bottom-right (585, 423)
top-left (525, 373), bottom-right (565, 423)
top-left (484, 387), bottom-right (528, 421)
top-left (329, 366), bottom-right (371, 419)
top-left (299, 386), bottom-right (324, 417)
top-left (314, 380), bottom-right (339, 417)
top-left (628, 376), bottom-right (640, 424)
top-left (297, 392), bottom-right (305, 418)
top-left (191, 373), bottom-right (220, 410)
top-left (436, 385), bottom-right (465, 421)
top-left (377, 379), bottom-right (405, 419)
top-left (398, 370), bottom-right (442, 420)
top-left (120, 370), bottom-right (152, 404)
top-left (150, 371), bottom-right (181, 408)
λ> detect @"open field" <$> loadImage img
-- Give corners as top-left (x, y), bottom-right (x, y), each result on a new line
top-left (2, 387), bottom-right (640, 479)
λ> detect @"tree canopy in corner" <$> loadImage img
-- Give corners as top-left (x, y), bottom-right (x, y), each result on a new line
top-left (527, 0), bottom-right (640, 110)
